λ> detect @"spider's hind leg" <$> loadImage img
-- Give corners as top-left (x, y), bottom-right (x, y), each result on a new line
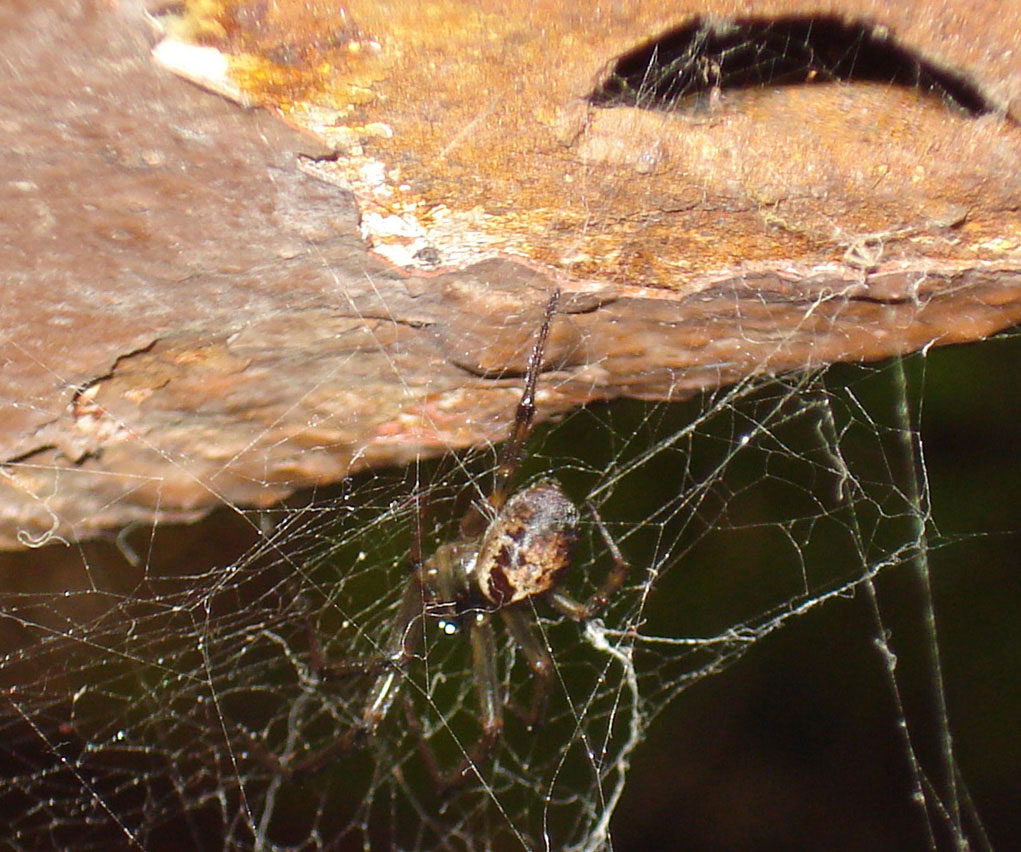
top-left (488, 288), bottom-right (561, 511)
top-left (548, 503), bottom-right (632, 621)
top-left (459, 288), bottom-right (562, 540)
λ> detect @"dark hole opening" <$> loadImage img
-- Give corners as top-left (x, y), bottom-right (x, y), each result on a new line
top-left (590, 16), bottom-right (994, 116)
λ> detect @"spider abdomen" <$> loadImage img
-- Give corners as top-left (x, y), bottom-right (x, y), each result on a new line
top-left (474, 480), bottom-right (580, 606)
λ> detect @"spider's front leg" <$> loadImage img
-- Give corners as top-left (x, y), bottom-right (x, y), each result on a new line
top-left (280, 574), bottom-right (426, 776)
top-left (407, 610), bottom-right (507, 793)
top-left (456, 611), bottom-right (506, 786)
top-left (499, 606), bottom-right (554, 729)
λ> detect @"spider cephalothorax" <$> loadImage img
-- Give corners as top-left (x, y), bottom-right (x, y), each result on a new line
top-left (290, 289), bottom-right (630, 789)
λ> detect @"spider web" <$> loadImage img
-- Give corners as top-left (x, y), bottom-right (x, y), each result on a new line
top-left (1, 14), bottom-right (1017, 852)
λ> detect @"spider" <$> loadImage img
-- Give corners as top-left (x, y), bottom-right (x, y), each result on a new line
top-left (291, 288), bottom-right (630, 790)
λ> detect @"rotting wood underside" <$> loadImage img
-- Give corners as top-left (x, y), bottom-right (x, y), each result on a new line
top-left (1, 0), bottom-right (1020, 549)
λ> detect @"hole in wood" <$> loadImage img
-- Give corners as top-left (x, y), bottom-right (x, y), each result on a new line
top-left (590, 16), bottom-right (994, 116)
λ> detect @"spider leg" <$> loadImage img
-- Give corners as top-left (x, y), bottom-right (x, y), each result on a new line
top-left (277, 574), bottom-right (426, 776)
top-left (489, 288), bottom-right (561, 510)
top-left (406, 611), bottom-right (505, 793)
top-left (548, 504), bottom-right (631, 621)
top-left (305, 483), bottom-right (432, 683)
top-left (499, 606), bottom-right (554, 728)
top-left (354, 574), bottom-right (427, 724)
top-left (306, 618), bottom-right (388, 680)
top-left (460, 288), bottom-right (561, 539)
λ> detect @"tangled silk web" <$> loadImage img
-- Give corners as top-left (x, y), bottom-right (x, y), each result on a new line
top-left (3, 347), bottom-right (1015, 852)
top-left (1, 14), bottom-right (1016, 852)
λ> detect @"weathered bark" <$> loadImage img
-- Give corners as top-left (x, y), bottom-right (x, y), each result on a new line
top-left (2, 0), bottom-right (1020, 549)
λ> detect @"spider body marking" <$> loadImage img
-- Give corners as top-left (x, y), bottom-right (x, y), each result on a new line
top-left (473, 480), bottom-right (580, 607)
